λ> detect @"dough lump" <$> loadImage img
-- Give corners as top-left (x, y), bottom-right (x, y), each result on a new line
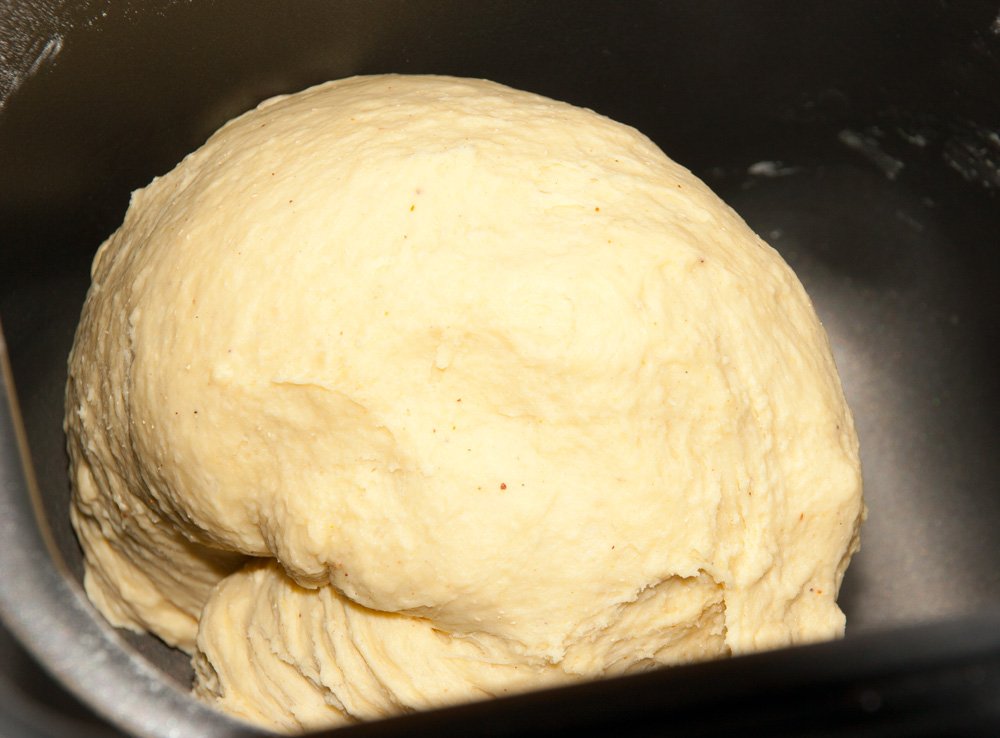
top-left (66, 74), bottom-right (864, 732)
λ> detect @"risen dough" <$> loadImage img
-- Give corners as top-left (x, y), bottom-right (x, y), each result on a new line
top-left (66, 74), bottom-right (864, 732)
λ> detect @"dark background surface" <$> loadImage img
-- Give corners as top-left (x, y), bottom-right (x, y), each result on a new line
top-left (1, 1), bottom-right (999, 735)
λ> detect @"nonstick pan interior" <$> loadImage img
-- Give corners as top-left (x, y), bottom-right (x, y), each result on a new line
top-left (1, 2), bottom-right (999, 736)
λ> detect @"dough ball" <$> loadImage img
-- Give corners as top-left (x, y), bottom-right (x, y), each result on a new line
top-left (66, 74), bottom-right (864, 732)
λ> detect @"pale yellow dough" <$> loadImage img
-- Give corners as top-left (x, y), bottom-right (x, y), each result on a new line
top-left (66, 74), bottom-right (864, 732)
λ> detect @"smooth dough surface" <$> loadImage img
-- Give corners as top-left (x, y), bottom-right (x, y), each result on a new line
top-left (66, 74), bottom-right (864, 732)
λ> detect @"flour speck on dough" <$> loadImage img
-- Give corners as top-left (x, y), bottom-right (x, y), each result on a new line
top-left (66, 75), bottom-right (864, 732)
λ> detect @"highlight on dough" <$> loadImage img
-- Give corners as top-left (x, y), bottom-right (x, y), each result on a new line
top-left (65, 74), bottom-right (865, 732)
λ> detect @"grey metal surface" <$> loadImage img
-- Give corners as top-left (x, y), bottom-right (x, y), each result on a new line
top-left (0, 1), bottom-right (998, 736)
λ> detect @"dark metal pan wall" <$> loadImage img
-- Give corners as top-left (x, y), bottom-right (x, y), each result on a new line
top-left (1, 1), bottom-right (998, 735)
